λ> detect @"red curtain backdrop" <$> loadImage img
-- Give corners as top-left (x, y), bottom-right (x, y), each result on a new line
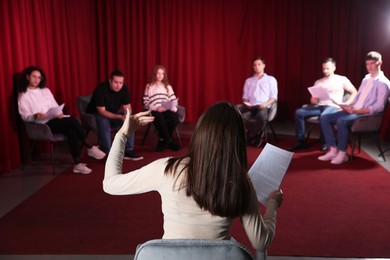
top-left (1, 0), bottom-right (390, 173)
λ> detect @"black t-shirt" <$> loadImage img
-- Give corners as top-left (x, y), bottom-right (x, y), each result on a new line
top-left (87, 81), bottom-right (131, 114)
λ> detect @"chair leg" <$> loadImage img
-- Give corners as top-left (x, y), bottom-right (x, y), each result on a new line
top-left (350, 134), bottom-right (357, 162)
top-left (175, 127), bottom-right (182, 146)
top-left (268, 122), bottom-right (278, 142)
top-left (305, 124), bottom-right (314, 142)
top-left (375, 133), bottom-right (386, 162)
top-left (22, 140), bottom-right (36, 170)
top-left (141, 124), bottom-right (151, 146)
top-left (50, 142), bottom-right (56, 175)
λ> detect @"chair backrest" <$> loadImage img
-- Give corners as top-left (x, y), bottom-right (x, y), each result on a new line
top-left (77, 95), bottom-right (92, 115)
top-left (134, 239), bottom-right (254, 260)
top-left (177, 105), bottom-right (186, 123)
top-left (76, 95), bottom-right (98, 131)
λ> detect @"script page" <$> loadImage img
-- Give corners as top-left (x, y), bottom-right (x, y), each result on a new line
top-left (307, 86), bottom-right (330, 101)
top-left (161, 99), bottom-right (178, 110)
top-left (45, 103), bottom-right (65, 119)
top-left (248, 143), bottom-right (294, 206)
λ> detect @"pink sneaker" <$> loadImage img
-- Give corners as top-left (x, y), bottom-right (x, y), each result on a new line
top-left (318, 147), bottom-right (338, 161)
top-left (331, 151), bottom-right (349, 165)
top-left (73, 163), bottom-right (92, 174)
top-left (88, 146), bottom-right (106, 160)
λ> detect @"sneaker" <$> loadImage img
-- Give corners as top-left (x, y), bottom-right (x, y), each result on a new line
top-left (318, 147), bottom-right (338, 161)
top-left (73, 163), bottom-right (92, 174)
top-left (124, 150), bottom-right (144, 161)
top-left (88, 146), bottom-right (106, 160)
top-left (331, 151), bottom-right (349, 165)
top-left (289, 141), bottom-right (309, 151)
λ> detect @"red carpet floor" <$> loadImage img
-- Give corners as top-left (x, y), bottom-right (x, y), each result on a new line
top-left (0, 130), bottom-right (390, 257)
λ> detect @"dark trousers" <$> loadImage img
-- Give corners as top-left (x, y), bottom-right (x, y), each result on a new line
top-left (46, 117), bottom-right (87, 164)
top-left (151, 110), bottom-right (179, 143)
top-left (238, 105), bottom-right (268, 139)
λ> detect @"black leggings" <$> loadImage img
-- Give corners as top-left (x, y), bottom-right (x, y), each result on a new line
top-left (46, 117), bottom-right (87, 164)
top-left (151, 110), bottom-right (179, 143)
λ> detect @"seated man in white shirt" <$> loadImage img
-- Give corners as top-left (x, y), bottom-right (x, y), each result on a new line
top-left (289, 58), bottom-right (357, 152)
top-left (238, 56), bottom-right (278, 147)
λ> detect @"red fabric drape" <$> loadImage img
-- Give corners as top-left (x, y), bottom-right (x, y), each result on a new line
top-left (1, 0), bottom-right (390, 173)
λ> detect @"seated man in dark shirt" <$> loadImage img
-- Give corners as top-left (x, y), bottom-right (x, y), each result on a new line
top-left (87, 69), bottom-right (143, 160)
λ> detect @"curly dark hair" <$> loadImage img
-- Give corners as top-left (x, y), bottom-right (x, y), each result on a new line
top-left (18, 66), bottom-right (47, 93)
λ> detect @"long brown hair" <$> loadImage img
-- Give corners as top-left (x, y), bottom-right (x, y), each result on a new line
top-left (148, 65), bottom-right (170, 90)
top-left (165, 101), bottom-right (250, 218)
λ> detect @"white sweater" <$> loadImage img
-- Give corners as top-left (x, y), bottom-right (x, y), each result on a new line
top-left (18, 87), bottom-right (59, 124)
top-left (103, 133), bottom-right (279, 252)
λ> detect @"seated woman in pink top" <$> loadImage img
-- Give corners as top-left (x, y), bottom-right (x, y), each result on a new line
top-left (103, 101), bottom-right (283, 258)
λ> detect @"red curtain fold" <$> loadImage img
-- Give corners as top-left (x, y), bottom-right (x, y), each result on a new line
top-left (1, 0), bottom-right (390, 173)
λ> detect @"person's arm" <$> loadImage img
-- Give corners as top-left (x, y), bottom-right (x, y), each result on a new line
top-left (343, 81), bottom-right (358, 105)
top-left (96, 106), bottom-right (125, 121)
top-left (259, 77), bottom-right (278, 109)
top-left (103, 109), bottom-right (155, 194)
top-left (240, 183), bottom-right (283, 252)
top-left (259, 98), bottom-right (276, 110)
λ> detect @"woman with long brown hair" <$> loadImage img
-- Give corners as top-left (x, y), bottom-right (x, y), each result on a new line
top-left (103, 101), bottom-right (283, 257)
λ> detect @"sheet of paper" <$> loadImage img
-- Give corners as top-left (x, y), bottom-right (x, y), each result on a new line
top-left (161, 99), bottom-right (178, 110)
top-left (248, 143), bottom-right (294, 206)
top-left (308, 85), bottom-right (330, 101)
top-left (36, 104), bottom-right (65, 123)
top-left (45, 103), bottom-right (65, 119)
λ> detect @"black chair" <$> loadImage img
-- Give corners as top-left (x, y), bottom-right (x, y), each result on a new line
top-left (76, 95), bottom-right (97, 137)
top-left (22, 122), bottom-right (67, 175)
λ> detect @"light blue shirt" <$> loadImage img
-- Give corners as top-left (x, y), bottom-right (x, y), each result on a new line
top-left (242, 73), bottom-right (278, 107)
top-left (351, 71), bottom-right (390, 114)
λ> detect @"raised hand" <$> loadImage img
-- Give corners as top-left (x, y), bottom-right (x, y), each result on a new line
top-left (118, 108), bottom-right (154, 137)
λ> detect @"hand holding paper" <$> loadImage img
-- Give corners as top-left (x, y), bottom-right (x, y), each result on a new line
top-left (36, 104), bottom-right (65, 123)
top-left (248, 143), bottom-right (293, 206)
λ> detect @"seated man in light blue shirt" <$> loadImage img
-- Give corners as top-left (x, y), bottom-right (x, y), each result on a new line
top-left (238, 56), bottom-right (278, 147)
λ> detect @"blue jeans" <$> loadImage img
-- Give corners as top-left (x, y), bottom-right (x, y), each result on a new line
top-left (93, 113), bottom-right (134, 153)
top-left (320, 111), bottom-right (360, 151)
top-left (294, 105), bottom-right (338, 141)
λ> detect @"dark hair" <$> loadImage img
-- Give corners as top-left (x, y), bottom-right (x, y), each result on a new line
top-left (109, 69), bottom-right (125, 79)
top-left (365, 51), bottom-right (382, 62)
top-left (164, 101), bottom-right (250, 218)
top-left (323, 57), bottom-right (336, 65)
top-left (148, 65), bottom-right (170, 89)
top-left (18, 66), bottom-right (47, 93)
top-left (252, 56), bottom-right (266, 64)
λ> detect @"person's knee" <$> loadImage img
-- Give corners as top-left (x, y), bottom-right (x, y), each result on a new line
top-left (295, 108), bottom-right (305, 119)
